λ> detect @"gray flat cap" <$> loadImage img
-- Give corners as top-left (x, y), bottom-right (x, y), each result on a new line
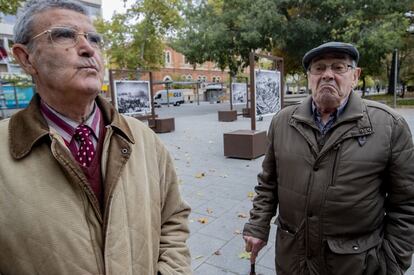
top-left (302, 41), bottom-right (359, 70)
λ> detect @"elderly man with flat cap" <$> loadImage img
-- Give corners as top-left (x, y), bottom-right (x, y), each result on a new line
top-left (0, 0), bottom-right (191, 274)
top-left (243, 41), bottom-right (414, 274)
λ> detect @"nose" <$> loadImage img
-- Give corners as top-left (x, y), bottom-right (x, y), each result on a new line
top-left (77, 35), bottom-right (95, 58)
top-left (321, 66), bottom-right (335, 81)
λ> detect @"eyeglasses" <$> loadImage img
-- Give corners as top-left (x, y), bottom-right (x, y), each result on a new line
top-left (309, 62), bottom-right (354, 75)
top-left (30, 27), bottom-right (103, 48)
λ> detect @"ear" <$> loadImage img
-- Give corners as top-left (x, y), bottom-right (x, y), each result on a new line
top-left (352, 67), bottom-right (361, 86)
top-left (12, 44), bottom-right (37, 75)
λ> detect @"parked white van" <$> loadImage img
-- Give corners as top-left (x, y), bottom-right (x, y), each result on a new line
top-left (153, 89), bottom-right (185, 107)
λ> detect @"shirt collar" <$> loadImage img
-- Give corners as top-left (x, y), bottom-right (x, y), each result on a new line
top-left (311, 94), bottom-right (350, 119)
top-left (40, 100), bottom-right (101, 142)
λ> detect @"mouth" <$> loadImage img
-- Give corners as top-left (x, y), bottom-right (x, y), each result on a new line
top-left (318, 84), bottom-right (337, 92)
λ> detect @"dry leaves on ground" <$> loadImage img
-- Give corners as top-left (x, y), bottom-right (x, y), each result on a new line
top-left (238, 213), bottom-right (248, 218)
top-left (195, 172), bottom-right (206, 179)
top-left (238, 251), bottom-right (251, 260)
top-left (197, 217), bottom-right (209, 224)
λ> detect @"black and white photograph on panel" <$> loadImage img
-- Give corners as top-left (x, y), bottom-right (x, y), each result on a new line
top-left (231, 82), bottom-right (248, 104)
top-left (254, 69), bottom-right (281, 116)
top-left (113, 80), bottom-right (151, 115)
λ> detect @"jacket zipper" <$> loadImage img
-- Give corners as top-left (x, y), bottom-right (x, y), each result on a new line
top-left (330, 143), bottom-right (342, 186)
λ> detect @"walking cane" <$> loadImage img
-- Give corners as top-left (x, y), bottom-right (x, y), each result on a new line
top-left (250, 257), bottom-right (256, 275)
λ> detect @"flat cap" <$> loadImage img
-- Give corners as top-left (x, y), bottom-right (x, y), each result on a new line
top-left (302, 41), bottom-right (359, 70)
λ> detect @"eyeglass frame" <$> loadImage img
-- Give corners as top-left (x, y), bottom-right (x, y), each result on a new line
top-left (308, 61), bottom-right (356, 75)
top-left (29, 26), bottom-right (103, 49)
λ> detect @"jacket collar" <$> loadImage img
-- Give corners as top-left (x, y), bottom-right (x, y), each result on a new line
top-left (9, 94), bottom-right (135, 160)
top-left (292, 91), bottom-right (366, 127)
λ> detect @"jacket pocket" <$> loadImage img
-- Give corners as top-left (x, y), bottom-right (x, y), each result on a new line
top-left (275, 217), bottom-right (305, 274)
top-left (325, 231), bottom-right (383, 275)
top-left (330, 143), bottom-right (342, 186)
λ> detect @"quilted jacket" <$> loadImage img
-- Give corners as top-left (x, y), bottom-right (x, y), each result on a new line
top-left (0, 94), bottom-right (191, 275)
top-left (244, 92), bottom-right (414, 275)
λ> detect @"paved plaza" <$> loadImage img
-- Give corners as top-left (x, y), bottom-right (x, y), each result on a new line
top-left (155, 102), bottom-right (414, 275)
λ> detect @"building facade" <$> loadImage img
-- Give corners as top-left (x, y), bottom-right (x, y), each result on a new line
top-left (151, 46), bottom-right (230, 102)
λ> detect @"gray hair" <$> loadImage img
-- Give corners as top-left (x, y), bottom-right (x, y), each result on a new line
top-left (13, 0), bottom-right (89, 45)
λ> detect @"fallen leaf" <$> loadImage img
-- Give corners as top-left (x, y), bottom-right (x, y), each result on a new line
top-left (206, 208), bottom-right (213, 214)
top-left (213, 250), bottom-right (221, 256)
top-left (194, 255), bottom-right (204, 260)
top-left (197, 217), bottom-right (208, 224)
top-left (239, 251), bottom-right (251, 260)
top-left (195, 172), bottom-right (206, 179)
top-left (234, 229), bottom-right (241, 235)
top-left (247, 192), bottom-right (255, 199)
top-left (238, 213), bottom-right (248, 218)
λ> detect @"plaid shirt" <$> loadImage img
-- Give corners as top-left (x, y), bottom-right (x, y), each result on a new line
top-left (312, 96), bottom-right (349, 136)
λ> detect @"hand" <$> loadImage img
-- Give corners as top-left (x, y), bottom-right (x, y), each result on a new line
top-left (243, 235), bottom-right (267, 263)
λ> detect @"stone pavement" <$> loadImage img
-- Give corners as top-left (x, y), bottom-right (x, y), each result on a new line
top-left (155, 102), bottom-right (414, 275)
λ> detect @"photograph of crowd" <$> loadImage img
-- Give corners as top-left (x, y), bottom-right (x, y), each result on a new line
top-left (231, 82), bottom-right (247, 104)
top-left (113, 80), bottom-right (152, 115)
top-left (254, 69), bottom-right (281, 116)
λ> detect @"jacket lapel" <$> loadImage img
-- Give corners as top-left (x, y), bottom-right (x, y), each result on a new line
top-left (95, 96), bottom-right (135, 221)
top-left (289, 92), bottom-right (373, 159)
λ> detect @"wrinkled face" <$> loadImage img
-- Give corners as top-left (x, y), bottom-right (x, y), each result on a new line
top-left (308, 54), bottom-right (360, 111)
top-left (25, 8), bottom-right (104, 102)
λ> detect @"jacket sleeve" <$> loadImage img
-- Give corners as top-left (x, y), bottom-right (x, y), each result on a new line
top-left (383, 116), bottom-right (414, 274)
top-left (156, 140), bottom-right (192, 275)
top-left (243, 116), bottom-right (279, 242)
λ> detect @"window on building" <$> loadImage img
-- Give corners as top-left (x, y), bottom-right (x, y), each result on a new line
top-left (186, 75), bottom-right (193, 80)
top-left (164, 51), bottom-right (171, 64)
top-left (183, 56), bottom-right (190, 65)
top-left (0, 13), bottom-right (17, 24)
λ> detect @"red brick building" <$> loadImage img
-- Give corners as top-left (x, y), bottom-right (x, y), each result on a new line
top-left (152, 46), bottom-right (229, 95)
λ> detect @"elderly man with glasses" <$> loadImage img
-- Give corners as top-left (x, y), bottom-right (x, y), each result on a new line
top-left (243, 41), bottom-right (414, 275)
top-left (0, 0), bottom-right (191, 274)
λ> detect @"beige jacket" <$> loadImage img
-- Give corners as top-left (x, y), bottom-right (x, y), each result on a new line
top-left (0, 95), bottom-right (191, 275)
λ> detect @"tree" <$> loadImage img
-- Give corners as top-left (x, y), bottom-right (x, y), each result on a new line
top-left (95, 0), bottom-right (183, 70)
top-left (0, 0), bottom-right (23, 15)
top-left (173, 0), bottom-right (413, 84)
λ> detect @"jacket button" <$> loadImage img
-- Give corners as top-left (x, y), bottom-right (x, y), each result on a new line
top-left (352, 245), bottom-right (359, 251)
top-left (121, 148), bottom-right (129, 154)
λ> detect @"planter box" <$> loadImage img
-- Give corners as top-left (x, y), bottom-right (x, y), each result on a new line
top-left (218, 110), bottom-right (237, 122)
top-left (151, 117), bottom-right (175, 133)
top-left (242, 108), bottom-right (251, 118)
top-left (223, 130), bottom-right (267, 159)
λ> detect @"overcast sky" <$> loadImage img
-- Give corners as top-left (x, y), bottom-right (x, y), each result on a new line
top-left (101, 0), bottom-right (133, 20)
